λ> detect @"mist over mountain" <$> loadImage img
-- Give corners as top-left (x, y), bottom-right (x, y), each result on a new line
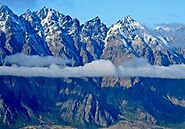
top-left (0, 4), bottom-right (185, 129)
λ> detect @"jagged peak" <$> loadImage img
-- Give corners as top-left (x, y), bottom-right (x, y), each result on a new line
top-left (38, 6), bottom-right (63, 15)
top-left (63, 15), bottom-right (72, 22)
top-left (62, 15), bottom-right (81, 28)
top-left (122, 15), bottom-right (135, 23)
top-left (21, 9), bottom-right (40, 22)
top-left (112, 16), bottom-right (135, 27)
top-left (25, 9), bottom-right (32, 14)
top-left (22, 9), bottom-right (33, 17)
top-left (0, 4), bottom-right (10, 10)
top-left (73, 18), bottom-right (80, 23)
top-left (92, 16), bottom-right (101, 23)
top-left (120, 16), bottom-right (144, 29)
top-left (0, 4), bottom-right (14, 15)
top-left (36, 6), bottom-right (64, 20)
top-left (84, 16), bottom-right (101, 26)
top-left (108, 16), bottom-right (145, 35)
top-left (40, 6), bottom-right (52, 12)
top-left (37, 6), bottom-right (53, 16)
top-left (81, 16), bottom-right (108, 33)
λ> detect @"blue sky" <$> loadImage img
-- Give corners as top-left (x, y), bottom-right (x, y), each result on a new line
top-left (0, 0), bottom-right (185, 26)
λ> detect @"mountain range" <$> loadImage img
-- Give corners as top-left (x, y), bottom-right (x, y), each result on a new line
top-left (0, 4), bottom-right (185, 129)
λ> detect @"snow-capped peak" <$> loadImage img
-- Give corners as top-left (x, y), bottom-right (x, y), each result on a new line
top-left (122, 15), bottom-right (134, 23)
top-left (36, 7), bottom-right (63, 21)
top-left (0, 4), bottom-right (184, 68)
top-left (104, 16), bottom-right (145, 48)
top-left (121, 16), bottom-right (145, 29)
top-left (108, 22), bottom-right (122, 34)
top-left (107, 16), bottom-right (145, 36)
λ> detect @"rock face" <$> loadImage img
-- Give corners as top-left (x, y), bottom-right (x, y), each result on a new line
top-left (0, 5), bottom-right (107, 66)
top-left (103, 16), bottom-right (185, 66)
top-left (0, 77), bottom-right (118, 128)
top-left (1, 77), bottom-right (185, 129)
top-left (0, 4), bottom-right (185, 129)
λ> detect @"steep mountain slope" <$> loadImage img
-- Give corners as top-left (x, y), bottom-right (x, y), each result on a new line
top-left (0, 77), bottom-right (118, 128)
top-left (1, 77), bottom-right (185, 129)
top-left (0, 5), bottom-right (107, 66)
top-left (103, 16), bottom-right (185, 66)
top-left (0, 4), bottom-right (185, 129)
top-left (155, 23), bottom-right (185, 52)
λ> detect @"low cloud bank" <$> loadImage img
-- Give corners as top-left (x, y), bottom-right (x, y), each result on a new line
top-left (4, 53), bottom-right (69, 67)
top-left (0, 59), bottom-right (185, 79)
top-left (0, 60), bottom-right (116, 77)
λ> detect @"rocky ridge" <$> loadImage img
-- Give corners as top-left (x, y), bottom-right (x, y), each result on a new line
top-left (0, 4), bottom-right (185, 129)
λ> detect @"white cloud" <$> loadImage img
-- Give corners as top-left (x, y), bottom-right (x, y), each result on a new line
top-left (4, 53), bottom-right (69, 67)
top-left (0, 58), bottom-right (185, 79)
top-left (117, 64), bottom-right (185, 79)
top-left (0, 60), bottom-right (116, 77)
